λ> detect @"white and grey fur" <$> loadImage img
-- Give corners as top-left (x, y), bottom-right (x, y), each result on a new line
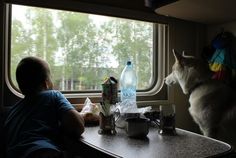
top-left (165, 49), bottom-right (236, 148)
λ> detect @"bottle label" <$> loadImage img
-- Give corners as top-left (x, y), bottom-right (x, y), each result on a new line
top-left (120, 87), bottom-right (136, 102)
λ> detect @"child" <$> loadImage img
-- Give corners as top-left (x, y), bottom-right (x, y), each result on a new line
top-left (4, 56), bottom-right (85, 158)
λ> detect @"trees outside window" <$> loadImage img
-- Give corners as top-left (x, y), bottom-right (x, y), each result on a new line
top-left (10, 5), bottom-right (155, 92)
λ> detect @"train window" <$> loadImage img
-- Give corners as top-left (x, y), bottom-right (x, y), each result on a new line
top-left (8, 4), bottom-right (167, 98)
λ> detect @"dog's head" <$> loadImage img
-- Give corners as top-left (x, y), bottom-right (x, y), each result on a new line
top-left (165, 49), bottom-right (211, 94)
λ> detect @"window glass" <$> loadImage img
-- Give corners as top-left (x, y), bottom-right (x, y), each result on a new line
top-left (10, 4), bottom-right (155, 92)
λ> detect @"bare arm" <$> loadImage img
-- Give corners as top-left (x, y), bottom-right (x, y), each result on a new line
top-left (61, 109), bottom-right (85, 138)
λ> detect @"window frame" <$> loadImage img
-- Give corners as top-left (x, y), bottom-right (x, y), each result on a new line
top-left (4, 2), bottom-right (168, 104)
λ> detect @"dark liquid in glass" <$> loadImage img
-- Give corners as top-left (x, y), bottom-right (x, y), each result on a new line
top-left (159, 114), bottom-right (176, 135)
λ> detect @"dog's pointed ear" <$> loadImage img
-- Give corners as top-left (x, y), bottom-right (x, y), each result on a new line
top-left (172, 49), bottom-right (183, 62)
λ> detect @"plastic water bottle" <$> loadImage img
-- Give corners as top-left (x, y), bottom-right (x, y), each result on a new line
top-left (120, 61), bottom-right (137, 103)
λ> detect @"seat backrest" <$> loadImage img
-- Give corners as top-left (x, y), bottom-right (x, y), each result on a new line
top-left (0, 107), bottom-right (11, 158)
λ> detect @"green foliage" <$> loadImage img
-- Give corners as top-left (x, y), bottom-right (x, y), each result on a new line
top-left (11, 6), bottom-right (154, 91)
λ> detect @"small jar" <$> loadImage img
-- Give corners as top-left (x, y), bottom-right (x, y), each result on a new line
top-left (98, 112), bottom-right (116, 135)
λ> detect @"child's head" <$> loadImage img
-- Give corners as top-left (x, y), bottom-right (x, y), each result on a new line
top-left (16, 56), bottom-right (53, 95)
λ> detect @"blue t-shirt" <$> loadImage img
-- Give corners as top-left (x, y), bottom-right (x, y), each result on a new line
top-left (4, 90), bottom-right (74, 158)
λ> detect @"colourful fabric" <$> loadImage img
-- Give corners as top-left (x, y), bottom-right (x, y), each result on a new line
top-left (209, 48), bottom-right (236, 82)
top-left (212, 71), bottom-right (227, 80)
top-left (209, 63), bottom-right (225, 72)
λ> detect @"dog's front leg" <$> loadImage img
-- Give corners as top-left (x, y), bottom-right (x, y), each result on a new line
top-left (201, 126), bottom-right (219, 139)
top-left (189, 108), bottom-right (219, 138)
top-left (196, 119), bottom-right (219, 138)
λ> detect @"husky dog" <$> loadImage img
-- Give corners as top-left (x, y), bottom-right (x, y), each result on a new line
top-left (165, 49), bottom-right (236, 147)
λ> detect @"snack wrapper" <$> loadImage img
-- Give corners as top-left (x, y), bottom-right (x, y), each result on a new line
top-left (81, 97), bottom-right (99, 115)
top-left (81, 97), bottom-right (100, 125)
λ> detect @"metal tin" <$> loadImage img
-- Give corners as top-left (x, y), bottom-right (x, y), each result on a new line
top-left (102, 77), bottom-right (118, 104)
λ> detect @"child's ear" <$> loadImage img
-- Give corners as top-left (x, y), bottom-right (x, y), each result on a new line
top-left (46, 81), bottom-right (49, 89)
top-left (45, 79), bottom-right (53, 90)
top-left (42, 80), bottom-right (48, 90)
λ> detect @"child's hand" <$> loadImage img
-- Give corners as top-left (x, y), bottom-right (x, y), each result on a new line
top-left (81, 112), bottom-right (100, 125)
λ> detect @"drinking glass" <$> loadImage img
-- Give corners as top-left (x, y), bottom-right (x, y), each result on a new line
top-left (158, 104), bottom-right (176, 135)
top-left (98, 112), bottom-right (116, 135)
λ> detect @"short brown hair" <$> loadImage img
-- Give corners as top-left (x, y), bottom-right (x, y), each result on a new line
top-left (16, 56), bottom-right (51, 95)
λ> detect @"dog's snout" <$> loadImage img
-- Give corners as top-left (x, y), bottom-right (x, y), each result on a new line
top-left (165, 78), bottom-right (172, 85)
top-left (165, 73), bottom-right (177, 86)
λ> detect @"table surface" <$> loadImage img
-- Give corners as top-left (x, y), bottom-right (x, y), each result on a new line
top-left (79, 126), bottom-right (232, 158)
